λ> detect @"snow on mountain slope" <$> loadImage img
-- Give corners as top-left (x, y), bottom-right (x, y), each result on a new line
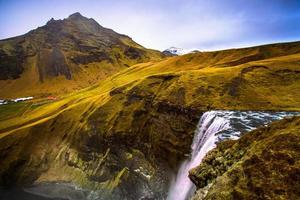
top-left (163, 47), bottom-right (199, 56)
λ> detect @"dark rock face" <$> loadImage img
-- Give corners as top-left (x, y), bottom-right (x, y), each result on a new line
top-left (87, 76), bottom-right (201, 170)
top-left (189, 116), bottom-right (300, 200)
top-left (37, 48), bottom-right (71, 81)
top-left (77, 86), bottom-right (201, 198)
top-left (124, 46), bottom-right (143, 59)
top-left (0, 48), bottom-right (24, 80)
top-left (70, 52), bottom-right (112, 65)
top-left (45, 48), bottom-right (71, 80)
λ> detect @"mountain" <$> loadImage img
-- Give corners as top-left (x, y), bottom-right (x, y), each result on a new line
top-left (0, 41), bottom-right (300, 199)
top-left (163, 47), bottom-right (199, 56)
top-left (189, 116), bottom-right (300, 200)
top-left (0, 12), bottom-right (163, 98)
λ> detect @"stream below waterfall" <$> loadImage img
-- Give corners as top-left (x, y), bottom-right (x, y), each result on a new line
top-left (167, 110), bottom-right (300, 200)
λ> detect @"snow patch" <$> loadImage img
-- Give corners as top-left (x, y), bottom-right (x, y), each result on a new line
top-left (163, 47), bottom-right (199, 55)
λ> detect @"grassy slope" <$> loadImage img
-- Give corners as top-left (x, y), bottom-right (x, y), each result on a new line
top-left (189, 116), bottom-right (300, 200)
top-left (0, 46), bottom-right (163, 99)
top-left (1, 41), bottom-right (300, 136)
top-left (0, 41), bottom-right (299, 195)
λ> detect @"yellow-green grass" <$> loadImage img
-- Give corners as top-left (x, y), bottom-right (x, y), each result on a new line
top-left (1, 42), bottom-right (300, 138)
top-left (1, 42), bottom-right (300, 132)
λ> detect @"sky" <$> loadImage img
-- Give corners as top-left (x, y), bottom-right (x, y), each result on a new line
top-left (1, 0), bottom-right (300, 51)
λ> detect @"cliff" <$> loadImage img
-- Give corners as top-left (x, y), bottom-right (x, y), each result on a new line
top-left (189, 116), bottom-right (300, 200)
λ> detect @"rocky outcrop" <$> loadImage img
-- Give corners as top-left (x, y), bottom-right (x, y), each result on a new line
top-left (0, 74), bottom-right (202, 199)
top-left (0, 47), bottom-right (24, 80)
top-left (189, 116), bottom-right (300, 200)
top-left (37, 47), bottom-right (71, 81)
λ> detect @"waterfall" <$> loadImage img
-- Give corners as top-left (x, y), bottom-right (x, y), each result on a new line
top-left (167, 111), bottom-right (230, 200)
top-left (13, 110), bottom-right (298, 200)
top-left (167, 110), bottom-right (299, 200)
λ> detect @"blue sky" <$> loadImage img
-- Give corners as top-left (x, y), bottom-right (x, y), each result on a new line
top-left (1, 0), bottom-right (300, 51)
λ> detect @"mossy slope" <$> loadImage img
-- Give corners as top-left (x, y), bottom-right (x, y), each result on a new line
top-left (189, 116), bottom-right (300, 200)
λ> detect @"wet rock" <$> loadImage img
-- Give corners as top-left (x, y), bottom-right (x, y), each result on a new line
top-left (189, 117), bottom-right (300, 200)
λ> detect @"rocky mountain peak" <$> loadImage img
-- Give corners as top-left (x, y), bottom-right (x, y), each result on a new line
top-left (0, 13), bottom-right (163, 96)
top-left (48, 17), bottom-right (55, 22)
top-left (64, 12), bottom-right (104, 33)
top-left (68, 12), bottom-right (85, 20)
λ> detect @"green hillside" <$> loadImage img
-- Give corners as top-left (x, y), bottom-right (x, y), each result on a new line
top-left (0, 41), bottom-right (300, 199)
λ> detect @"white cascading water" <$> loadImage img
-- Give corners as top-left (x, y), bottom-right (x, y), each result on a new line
top-left (167, 110), bottom-right (299, 200)
top-left (167, 111), bottom-right (230, 200)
